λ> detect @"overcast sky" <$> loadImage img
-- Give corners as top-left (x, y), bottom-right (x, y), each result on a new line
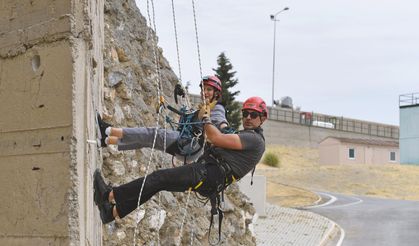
top-left (135, 0), bottom-right (419, 126)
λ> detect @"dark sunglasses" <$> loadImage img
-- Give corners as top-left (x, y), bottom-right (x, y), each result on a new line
top-left (242, 110), bottom-right (260, 119)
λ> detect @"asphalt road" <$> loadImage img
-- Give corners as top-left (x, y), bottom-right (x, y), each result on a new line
top-left (305, 192), bottom-right (419, 246)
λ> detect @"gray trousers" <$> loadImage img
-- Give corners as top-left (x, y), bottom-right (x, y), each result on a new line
top-left (118, 127), bottom-right (179, 151)
top-left (118, 127), bottom-right (203, 162)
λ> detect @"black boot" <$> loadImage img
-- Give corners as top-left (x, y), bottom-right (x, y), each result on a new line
top-left (99, 200), bottom-right (115, 224)
top-left (94, 169), bottom-right (112, 206)
top-left (96, 113), bottom-right (112, 147)
top-left (93, 169), bottom-right (115, 224)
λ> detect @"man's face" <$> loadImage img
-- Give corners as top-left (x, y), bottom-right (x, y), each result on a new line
top-left (242, 109), bottom-right (265, 129)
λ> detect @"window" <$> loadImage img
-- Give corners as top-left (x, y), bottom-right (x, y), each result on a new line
top-left (390, 151), bottom-right (396, 162)
top-left (349, 148), bottom-right (355, 159)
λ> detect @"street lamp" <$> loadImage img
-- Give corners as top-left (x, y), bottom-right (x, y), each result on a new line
top-left (270, 7), bottom-right (289, 107)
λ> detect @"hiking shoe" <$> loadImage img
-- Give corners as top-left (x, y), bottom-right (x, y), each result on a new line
top-left (96, 113), bottom-right (112, 147)
top-left (93, 169), bottom-right (112, 207)
top-left (99, 200), bottom-right (115, 224)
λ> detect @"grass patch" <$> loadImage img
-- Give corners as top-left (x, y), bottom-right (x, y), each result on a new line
top-left (263, 152), bottom-right (280, 167)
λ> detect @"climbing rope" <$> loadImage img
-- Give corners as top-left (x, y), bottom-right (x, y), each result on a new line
top-left (156, 114), bottom-right (169, 246)
top-left (132, 0), bottom-right (208, 245)
top-left (191, 0), bottom-right (204, 85)
top-left (133, 0), bottom-right (163, 245)
top-left (171, 0), bottom-right (182, 82)
top-left (177, 188), bottom-right (192, 245)
top-left (170, 0), bottom-right (191, 108)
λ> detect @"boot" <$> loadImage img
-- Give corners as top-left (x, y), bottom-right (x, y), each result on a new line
top-left (93, 169), bottom-right (112, 206)
top-left (99, 200), bottom-right (115, 224)
top-left (96, 113), bottom-right (112, 147)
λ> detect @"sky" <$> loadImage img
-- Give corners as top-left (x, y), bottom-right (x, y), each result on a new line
top-left (135, 0), bottom-right (419, 126)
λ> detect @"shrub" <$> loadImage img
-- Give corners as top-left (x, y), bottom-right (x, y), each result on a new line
top-left (262, 152), bottom-right (280, 167)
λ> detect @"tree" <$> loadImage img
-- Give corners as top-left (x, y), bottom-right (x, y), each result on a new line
top-left (213, 52), bottom-right (242, 130)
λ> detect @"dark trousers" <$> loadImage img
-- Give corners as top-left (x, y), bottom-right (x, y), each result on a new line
top-left (112, 161), bottom-right (223, 218)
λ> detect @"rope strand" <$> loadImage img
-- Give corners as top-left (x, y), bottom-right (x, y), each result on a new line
top-left (171, 0), bottom-right (182, 82)
top-left (133, 0), bottom-right (163, 245)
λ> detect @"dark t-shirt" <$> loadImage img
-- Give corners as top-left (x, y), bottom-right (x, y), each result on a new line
top-left (212, 128), bottom-right (265, 178)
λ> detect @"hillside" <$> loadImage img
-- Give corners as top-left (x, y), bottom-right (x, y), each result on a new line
top-left (257, 145), bottom-right (419, 207)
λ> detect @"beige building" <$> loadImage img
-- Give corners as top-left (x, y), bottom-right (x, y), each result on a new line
top-left (319, 137), bottom-right (399, 165)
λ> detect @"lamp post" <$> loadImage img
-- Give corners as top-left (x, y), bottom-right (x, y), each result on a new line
top-left (270, 7), bottom-right (289, 107)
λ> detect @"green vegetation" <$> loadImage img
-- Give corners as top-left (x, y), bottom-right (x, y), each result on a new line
top-left (262, 151), bottom-right (280, 167)
top-left (213, 52), bottom-right (242, 130)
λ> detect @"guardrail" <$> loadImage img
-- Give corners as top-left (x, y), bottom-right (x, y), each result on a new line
top-left (399, 92), bottom-right (419, 108)
top-left (189, 94), bottom-right (399, 139)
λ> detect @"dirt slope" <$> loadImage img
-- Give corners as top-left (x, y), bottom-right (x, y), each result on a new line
top-left (256, 145), bottom-right (419, 207)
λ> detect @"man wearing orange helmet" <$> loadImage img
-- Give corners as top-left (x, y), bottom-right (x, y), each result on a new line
top-left (94, 96), bottom-right (267, 227)
top-left (97, 75), bottom-right (228, 162)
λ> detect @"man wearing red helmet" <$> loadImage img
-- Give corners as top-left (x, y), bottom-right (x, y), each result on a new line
top-left (97, 75), bottom-right (228, 162)
top-left (94, 96), bottom-right (267, 226)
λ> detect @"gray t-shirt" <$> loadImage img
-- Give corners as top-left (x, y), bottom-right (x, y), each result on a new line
top-left (211, 104), bottom-right (228, 128)
top-left (212, 128), bottom-right (265, 178)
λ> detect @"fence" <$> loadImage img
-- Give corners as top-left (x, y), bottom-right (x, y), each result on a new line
top-left (399, 92), bottom-right (419, 108)
top-left (189, 94), bottom-right (399, 139)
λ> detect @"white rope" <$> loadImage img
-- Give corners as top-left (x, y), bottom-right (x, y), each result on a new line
top-left (171, 0), bottom-right (191, 109)
top-left (132, 1), bottom-right (207, 245)
top-left (133, 0), bottom-right (162, 245)
top-left (177, 189), bottom-right (192, 246)
top-left (191, 0), bottom-right (204, 83)
top-left (171, 0), bottom-right (182, 82)
top-left (190, 0), bottom-right (209, 155)
top-left (156, 117), bottom-right (168, 246)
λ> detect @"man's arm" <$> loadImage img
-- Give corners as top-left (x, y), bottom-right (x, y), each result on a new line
top-left (204, 123), bottom-right (242, 150)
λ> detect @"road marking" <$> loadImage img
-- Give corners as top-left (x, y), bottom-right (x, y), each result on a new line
top-left (327, 196), bottom-right (363, 209)
top-left (305, 192), bottom-right (337, 208)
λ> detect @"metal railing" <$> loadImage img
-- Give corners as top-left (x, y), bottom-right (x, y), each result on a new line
top-left (399, 92), bottom-right (419, 107)
top-left (188, 94), bottom-right (399, 139)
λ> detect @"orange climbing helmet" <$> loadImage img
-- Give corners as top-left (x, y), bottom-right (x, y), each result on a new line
top-left (242, 96), bottom-right (268, 118)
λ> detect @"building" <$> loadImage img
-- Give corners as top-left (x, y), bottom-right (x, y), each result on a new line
top-left (399, 92), bottom-right (419, 164)
top-left (319, 137), bottom-right (399, 165)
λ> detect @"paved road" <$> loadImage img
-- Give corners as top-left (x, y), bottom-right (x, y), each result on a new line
top-left (306, 192), bottom-right (419, 246)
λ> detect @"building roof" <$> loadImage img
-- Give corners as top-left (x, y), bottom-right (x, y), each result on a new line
top-left (323, 137), bottom-right (399, 147)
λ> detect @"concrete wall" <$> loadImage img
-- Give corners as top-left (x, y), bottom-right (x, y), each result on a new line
top-left (400, 105), bottom-right (419, 164)
top-left (0, 0), bottom-right (103, 245)
top-left (263, 119), bottom-right (396, 148)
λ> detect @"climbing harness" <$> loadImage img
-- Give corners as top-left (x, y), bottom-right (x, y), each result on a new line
top-left (192, 149), bottom-right (238, 245)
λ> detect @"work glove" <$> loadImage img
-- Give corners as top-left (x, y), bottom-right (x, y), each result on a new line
top-left (198, 100), bottom-right (217, 123)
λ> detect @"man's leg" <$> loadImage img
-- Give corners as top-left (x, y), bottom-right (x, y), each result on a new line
top-left (112, 162), bottom-right (204, 218)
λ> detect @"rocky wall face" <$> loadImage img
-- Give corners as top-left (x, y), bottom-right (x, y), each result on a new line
top-left (100, 0), bottom-right (256, 245)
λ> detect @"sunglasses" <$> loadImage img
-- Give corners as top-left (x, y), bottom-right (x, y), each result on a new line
top-left (242, 110), bottom-right (260, 119)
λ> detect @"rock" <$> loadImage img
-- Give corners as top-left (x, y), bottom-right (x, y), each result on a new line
top-left (116, 230), bottom-right (126, 240)
top-left (110, 47), bottom-right (119, 62)
top-left (116, 47), bottom-right (130, 62)
top-left (110, 161), bottom-right (126, 176)
top-left (108, 71), bottom-right (124, 87)
top-left (113, 104), bottom-right (124, 124)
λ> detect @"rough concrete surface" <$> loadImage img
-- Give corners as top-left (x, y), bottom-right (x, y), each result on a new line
top-left (1, 0), bottom-right (103, 245)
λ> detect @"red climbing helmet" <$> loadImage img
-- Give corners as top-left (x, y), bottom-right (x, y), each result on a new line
top-left (201, 75), bottom-right (222, 92)
top-left (242, 96), bottom-right (268, 118)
